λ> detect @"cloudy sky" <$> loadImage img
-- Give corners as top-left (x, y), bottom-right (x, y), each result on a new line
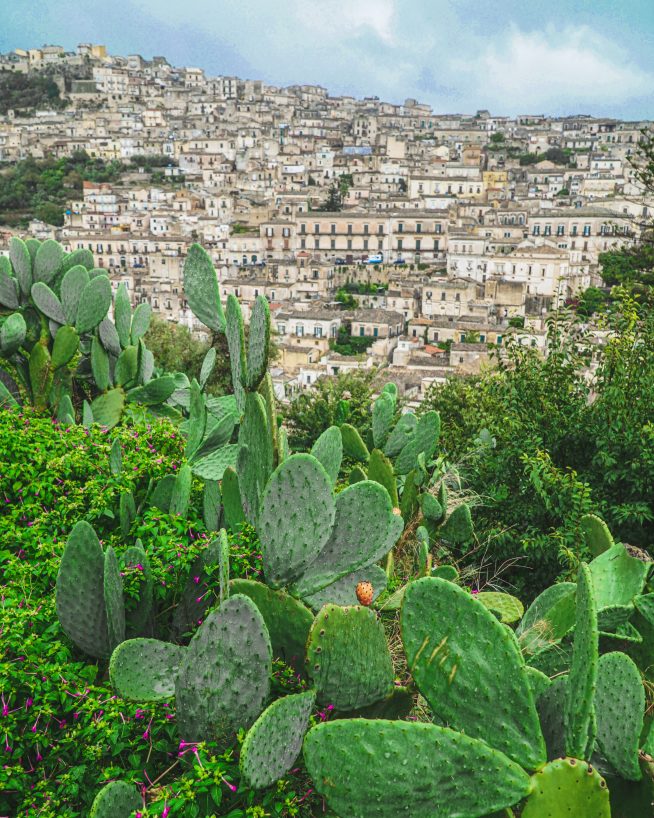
top-left (2, 0), bottom-right (654, 118)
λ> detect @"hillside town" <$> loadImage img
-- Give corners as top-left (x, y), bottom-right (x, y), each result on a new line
top-left (1, 42), bottom-right (652, 404)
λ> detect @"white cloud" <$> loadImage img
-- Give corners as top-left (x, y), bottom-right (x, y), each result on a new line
top-left (300, 0), bottom-right (397, 45)
top-left (458, 25), bottom-right (654, 112)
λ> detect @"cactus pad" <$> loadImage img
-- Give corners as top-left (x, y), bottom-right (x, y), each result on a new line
top-left (258, 454), bottom-right (335, 588)
top-left (565, 563), bottom-right (599, 760)
top-left (581, 513), bottom-right (614, 557)
top-left (230, 579), bottom-right (312, 671)
top-left (594, 651), bottom-right (644, 780)
top-left (477, 591), bottom-right (524, 624)
top-left (589, 544), bottom-right (649, 609)
top-left (221, 466), bottom-right (245, 530)
top-left (89, 781), bottom-right (140, 818)
top-left (340, 422), bottom-right (370, 461)
top-left (103, 546), bottom-right (125, 651)
top-left (367, 448), bottom-right (399, 507)
top-left (76, 275), bottom-right (112, 334)
top-left (401, 577), bottom-right (545, 771)
top-left (121, 543), bottom-right (153, 638)
top-left (90, 388), bottom-right (125, 429)
top-left (306, 604), bottom-right (393, 711)
top-left (310, 426), bottom-right (343, 486)
top-left (304, 719), bottom-right (532, 818)
top-left (293, 480), bottom-right (398, 598)
top-left (175, 594), bottom-right (272, 741)
top-left (171, 537), bottom-right (222, 638)
top-left (536, 672), bottom-right (568, 760)
top-left (110, 638), bottom-right (185, 701)
top-left (183, 243), bottom-right (226, 332)
top-left (372, 392), bottom-right (395, 449)
top-left (383, 412), bottom-right (417, 457)
top-left (237, 392), bottom-right (273, 524)
top-left (394, 410), bottom-right (440, 474)
top-left (240, 691), bottom-right (315, 789)
top-left (56, 521), bottom-right (110, 658)
top-left (31, 282), bottom-right (66, 324)
top-left (9, 236), bottom-right (32, 295)
top-left (245, 295), bottom-right (270, 388)
top-left (439, 503), bottom-right (473, 544)
top-left (302, 564), bottom-right (388, 611)
top-left (521, 758), bottom-right (610, 818)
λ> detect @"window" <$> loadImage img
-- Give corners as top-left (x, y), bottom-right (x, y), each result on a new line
top-left (300, 223), bottom-right (306, 234)
top-left (330, 239), bottom-right (336, 249)
top-left (455, 293), bottom-right (460, 302)
top-left (415, 239), bottom-right (421, 251)
top-left (441, 292), bottom-right (446, 301)
top-left (363, 224), bottom-right (369, 234)
top-left (544, 224), bottom-right (551, 236)
top-left (583, 224), bottom-right (591, 236)
top-left (277, 324), bottom-right (286, 334)
top-left (347, 239), bottom-right (352, 250)
top-left (296, 325), bottom-right (304, 336)
top-left (377, 224), bottom-right (384, 234)
top-left (373, 327), bottom-right (378, 337)
top-left (314, 326), bottom-right (322, 338)
top-left (331, 223), bottom-right (336, 234)
top-left (397, 239), bottom-right (403, 250)
top-left (435, 223), bottom-right (442, 234)
top-left (398, 222), bottom-right (404, 233)
top-left (416, 222), bottom-right (422, 233)
top-left (314, 223), bottom-right (320, 234)
top-left (363, 239), bottom-right (369, 250)
top-left (359, 326), bottom-right (365, 336)
top-left (556, 225), bottom-right (564, 236)
top-left (300, 238), bottom-right (306, 249)
top-left (347, 224), bottom-right (353, 234)
top-left (497, 335), bottom-right (502, 345)
top-left (532, 225), bottom-right (540, 235)
top-left (571, 224), bottom-right (578, 236)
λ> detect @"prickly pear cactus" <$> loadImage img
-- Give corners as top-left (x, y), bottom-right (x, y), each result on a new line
top-left (521, 758), bottom-right (610, 818)
top-left (303, 720), bottom-right (532, 818)
top-left (110, 638), bottom-right (185, 701)
top-left (306, 604), bottom-right (393, 711)
top-left (183, 243), bottom-right (226, 332)
top-left (230, 578), bottom-right (313, 672)
top-left (240, 691), bottom-right (315, 789)
top-left (594, 651), bottom-right (644, 781)
top-left (401, 577), bottom-right (546, 771)
top-left (565, 562), bottom-right (598, 760)
top-left (175, 594), bottom-right (272, 742)
top-left (56, 521), bottom-right (110, 659)
top-left (258, 453), bottom-right (335, 588)
top-left (310, 426), bottom-right (343, 486)
top-left (89, 780), bottom-right (140, 818)
top-left (581, 513), bottom-right (614, 558)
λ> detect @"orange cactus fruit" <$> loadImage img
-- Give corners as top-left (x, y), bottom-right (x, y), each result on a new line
top-left (356, 581), bottom-right (374, 606)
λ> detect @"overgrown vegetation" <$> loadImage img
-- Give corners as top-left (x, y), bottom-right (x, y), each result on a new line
top-left (0, 151), bottom-right (179, 226)
top-left (0, 68), bottom-right (67, 114)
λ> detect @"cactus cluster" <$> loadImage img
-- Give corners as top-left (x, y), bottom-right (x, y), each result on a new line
top-left (56, 521), bottom-right (154, 658)
top-left (0, 236), bottom-right (177, 425)
top-left (257, 452), bottom-right (404, 608)
top-left (304, 564), bottom-right (636, 818)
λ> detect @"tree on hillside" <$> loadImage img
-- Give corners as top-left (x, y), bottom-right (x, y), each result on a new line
top-left (283, 369), bottom-right (376, 450)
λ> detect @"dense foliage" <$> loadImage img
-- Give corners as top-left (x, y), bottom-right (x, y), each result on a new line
top-left (421, 295), bottom-right (654, 596)
top-left (0, 151), bottom-right (179, 226)
top-left (0, 69), bottom-right (67, 115)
